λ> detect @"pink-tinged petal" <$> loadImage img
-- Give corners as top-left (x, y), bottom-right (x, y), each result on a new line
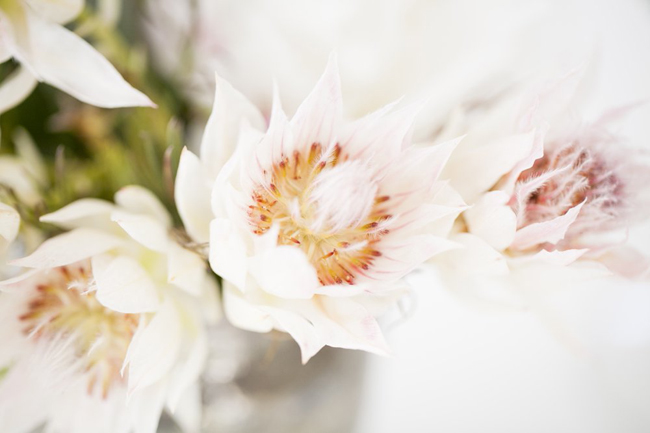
top-left (594, 246), bottom-right (650, 279)
top-left (22, 13), bottom-right (154, 108)
top-left (0, 268), bottom-right (42, 293)
top-left (126, 299), bottom-right (181, 394)
top-left (306, 297), bottom-right (391, 361)
top-left (209, 218), bottom-right (248, 290)
top-left (252, 245), bottom-right (319, 299)
top-left (500, 126), bottom-right (547, 193)
top-left (444, 130), bottom-right (536, 203)
top-left (40, 198), bottom-right (115, 230)
top-left (111, 210), bottom-right (169, 252)
top-left (200, 74), bottom-right (265, 180)
top-left (166, 242), bottom-right (206, 296)
top-left (115, 186), bottom-right (171, 228)
top-left (0, 65), bottom-right (37, 113)
top-left (0, 202), bottom-right (20, 243)
top-left (222, 283), bottom-right (274, 333)
top-left (11, 228), bottom-right (123, 268)
top-left (510, 248), bottom-right (588, 267)
top-left (290, 53), bottom-right (341, 151)
top-left (464, 191), bottom-right (517, 251)
top-left (24, 0), bottom-right (84, 24)
top-left (175, 148), bottom-right (212, 243)
top-left (511, 201), bottom-right (585, 250)
top-left (91, 254), bottom-right (160, 314)
top-left (339, 100), bottom-right (426, 167)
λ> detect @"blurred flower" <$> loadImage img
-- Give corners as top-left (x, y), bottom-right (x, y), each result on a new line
top-left (176, 57), bottom-right (465, 362)
top-left (437, 70), bottom-right (650, 308)
top-left (0, 0), bottom-right (153, 113)
top-left (0, 186), bottom-right (218, 433)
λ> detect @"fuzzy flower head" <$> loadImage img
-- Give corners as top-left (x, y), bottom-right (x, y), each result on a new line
top-left (176, 56), bottom-right (465, 361)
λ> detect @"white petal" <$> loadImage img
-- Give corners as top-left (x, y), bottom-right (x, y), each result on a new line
top-left (167, 242), bottom-right (205, 296)
top-left (13, 127), bottom-right (47, 183)
top-left (290, 53), bottom-right (342, 151)
top-left (114, 186), bottom-right (171, 227)
top-left (265, 306), bottom-right (325, 364)
top-left (252, 245), bottom-right (319, 299)
top-left (92, 254), bottom-right (160, 314)
top-left (174, 148), bottom-right (212, 243)
top-left (168, 382), bottom-right (202, 433)
top-left (0, 202), bottom-right (20, 243)
top-left (464, 191), bottom-right (517, 251)
top-left (23, 14), bottom-right (154, 108)
top-left (511, 201), bottom-right (584, 250)
top-left (40, 198), bottom-right (115, 230)
top-left (200, 74), bottom-right (265, 180)
top-left (128, 380), bottom-right (168, 433)
top-left (126, 299), bottom-right (181, 394)
top-left (222, 282), bottom-right (274, 333)
top-left (510, 248), bottom-right (588, 267)
top-left (166, 330), bottom-right (207, 413)
top-left (24, 0), bottom-right (83, 24)
top-left (209, 218), bottom-right (248, 290)
top-left (11, 228), bottom-right (123, 268)
top-left (111, 210), bottom-right (169, 252)
top-left (440, 233), bottom-right (510, 276)
top-left (0, 65), bottom-right (37, 114)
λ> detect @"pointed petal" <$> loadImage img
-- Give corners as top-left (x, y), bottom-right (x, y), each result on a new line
top-left (290, 54), bottom-right (342, 151)
top-left (511, 201), bottom-right (585, 250)
top-left (11, 228), bottom-right (123, 268)
top-left (0, 65), bottom-right (37, 114)
top-left (92, 254), bottom-right (160, 314)
top-left (175, 148), bottom-right (212, 243)
top-left (0, 202), bottom-right (20, 243)
top-left (111, 210), bottom-right (169, 252)
top-left (40, 198), bottom-right (115, 230)
top-left (464, 191), bottom-right (517, 251)
top-left (265, 306), bottom-right (325, 364)
top-left (126, 299), bottom-right (181, 394)
top-left (167, 242), bottom-right (206, 296)
top-left (222, 282), bottom-right (274, 333)
top-left (128, 380), bottom-right (168, 433)
top-left (209, 218), bottom-right (248, 290)
top-left (200, 74), bottom-right (265, 180)
top-left (23, 14), bottom-right (154, 108)
top-left (166, 331), bottom-right (207, 413)
top-left (115, 186), bottom-right (171, 227)
top-left (252, 245), bottom-right (319, 299)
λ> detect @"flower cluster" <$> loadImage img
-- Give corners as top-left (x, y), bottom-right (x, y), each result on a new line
top-left (0, 2), bottom-right (648, 433)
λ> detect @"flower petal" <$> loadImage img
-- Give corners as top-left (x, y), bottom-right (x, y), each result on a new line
top-left (24, 0), bottom-right (84, 24)
top-left (23, 14), bottom-right (154, 108)
top-left (40, 198), bottom-right (115, 230)
top-left (92, 254), bottom-right (160, 314)
top-left (11, 228), bottom-right (123, 268)
top-left (222, 282), bottom-right (274, 333)
top-left (115, 186), bottom-right (171, 228)
top-left (464, 191), bottom-right (517, 251)
top-left (0, 202), bottom-right (20, 243)
top-left (200, 74), bottom-right (265, 180)
top-left (126, 299), bottom-right (181, 394)
top-left (209, 218), bottom-right (248, 290)
top-left (511, 201), bottom-right (584, 250)
top-left (252, 245), bottom-right (319, 299)
top-left (175, 148), bottom-right (212, 243)
top-left (0, 65), bottom-right (37, 114)
top-left (167, 242), bottom-right (206, 296)
top-left (111, 210), bottom-right (169, 252)
top-left (290, 53), bottom-right (341, 151)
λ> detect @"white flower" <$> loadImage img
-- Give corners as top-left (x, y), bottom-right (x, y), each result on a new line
top-left (438, 70), bottom-right (650, 307)
top-left (0, 0), bottom-right (153, 113)
top-left (0, 186), bottom-right (218, 433)
top-left (176, 57), bottom-right (465, 362)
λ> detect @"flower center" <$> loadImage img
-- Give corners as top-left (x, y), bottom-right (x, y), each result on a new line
top-left (515, 142), bottom-right (623, 238)
top-left (19, 264), bottom-right (138, 398)
top-left (248, 143), bottom-right (392, 285)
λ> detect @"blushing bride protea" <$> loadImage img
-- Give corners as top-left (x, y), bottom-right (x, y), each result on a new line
top-left (176, 56), bottom-right (466, 362)
top-left (0, 0), bottom-right (153, 113)
top-left (0, 186), bottom-right (218, 433)
top-left (438, 70), bottom-right (650, 306)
